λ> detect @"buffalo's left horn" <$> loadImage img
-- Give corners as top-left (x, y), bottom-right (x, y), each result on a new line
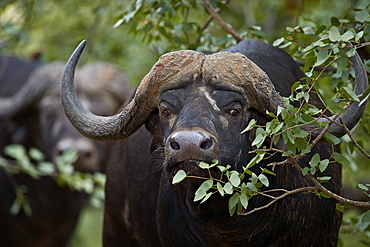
top-left (308, 51), bottom-right (368, 138)
top-left (61, 40), bottom-right (205, 141)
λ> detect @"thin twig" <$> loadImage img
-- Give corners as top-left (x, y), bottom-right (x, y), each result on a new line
top-left (340, 119), bottom-right (370, 159)
top-left (187, 175), bottom-right (225, 184)
top-left (203, 0), bottom-right (244, 42)
top-left (239, 186), bottom-right (318, 216)
top-left (290, 159), bottom-right (370, 207)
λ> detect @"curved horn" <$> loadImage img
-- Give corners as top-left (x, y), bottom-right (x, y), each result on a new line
top-left (61, 40), bottom-right (206, 141)
top-left (203, 50), bottom-right (368, 139)
top-left (309, 51), bottom-right (369, 138)
top-left (0, 63), bottom-right (63, 119)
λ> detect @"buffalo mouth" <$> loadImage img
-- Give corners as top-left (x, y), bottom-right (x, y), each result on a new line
top-left (167, 158), bottom-right (221, 182)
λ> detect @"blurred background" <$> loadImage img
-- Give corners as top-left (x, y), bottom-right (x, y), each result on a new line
top-left (1, 0), bottom-right (369, 246)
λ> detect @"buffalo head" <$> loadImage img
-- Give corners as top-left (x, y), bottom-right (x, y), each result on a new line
top-left (61, 40), bottom-right (367, 176)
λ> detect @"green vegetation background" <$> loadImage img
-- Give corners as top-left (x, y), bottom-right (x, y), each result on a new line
top-left (1, 0), bottom-right (369, 246)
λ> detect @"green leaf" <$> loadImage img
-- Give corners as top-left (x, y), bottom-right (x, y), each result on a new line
top-left (355, 9), bottom-right (370, 22)
top-left (241, 119), bottom-right (256, 134)
top-left (29, 148), bottom-right (45, 161)
top-left (342, 86), bottom-right (360, 102)
top-left (336, 55), bottom-right (348, 74)
top-left (240, 193), bottom-right (248, 209)
top-left (319, 159), bottom-right (330, 172)
top-left (38, 162), bottom-right (56, 175)
top-left (252, 134), bottom-right (265, 148)
top-left (262, 168), bottom-right (276, 176)
top-left (228, 192), bottom-right (240, 216)
top-left (328, 26), bottom-right (341, 42)
top-left (361, 210), bottom-right (370, 223)
top-left (223, 182), bottom-right (233, 194)
top-left (358, 184), bottom-right (369, 191)
top-left (194, 180), bottom-right (214, 202)
top-left (341, 30), bottom-right (354, 41)
top-left (355, 31), bottom-right (364, 41)
top-left (324, 133), bottom-right (341, 145)
top-left (336, 203), bottom-right (345, 213)
top-left (317, 176), bottom-right (331, 183)
top-left (302, 167), bottom-right (309, 176)
top-left (258, 174), bottom-right (269, 187)
top-left (230, 173), bottom-right (241, 187)
top-left (246, 182), bottom-right (257, 192)
top-left (273, 37), bottom-right (285, 47)
top-left (199, 161), bottom-right (210, 169)
top-left (314, 50), bottom-right (330, 67)
top-left (319, 191), bottom-right (332, 198)
top-left (246, 153), bottom-right (265, 169)
top-left (325, 99), bottom-right (347, 114)
top-left (200, 192), bottom-right (213, 204)
top-left (172, 170), bottom-right (187, 184)
top-left (334, 152), bottom-right (351, 166)
top-left (194, 189), bottom-right (206, 202)
top-left (217, 182), bottom-right (225, 196)
top-left (310, 153), bottom-right (320, 168)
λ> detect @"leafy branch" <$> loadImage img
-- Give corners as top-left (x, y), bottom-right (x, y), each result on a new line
top-left (0, 144), bottom-right (106, 216)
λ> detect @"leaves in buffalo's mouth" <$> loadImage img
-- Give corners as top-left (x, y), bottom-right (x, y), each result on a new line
top-left (172, 170), bottom-right (187, 184)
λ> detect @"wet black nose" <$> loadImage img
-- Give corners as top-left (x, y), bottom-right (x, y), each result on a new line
top-left (166, 129), bottom-right (218, 161)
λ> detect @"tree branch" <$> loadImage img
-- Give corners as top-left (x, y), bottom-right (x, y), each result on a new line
top-left (340, 119), bottom-right (370, 159)
top-left (290, 158), bottom-right (370, 207)
top-left (203, 0), bottom-right (244, 42)
top-left (239, 186), bottom-right (318, 216)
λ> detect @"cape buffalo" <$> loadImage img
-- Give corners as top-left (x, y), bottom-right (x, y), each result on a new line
top-left (0, 58), bottom-right (132, 247)
top-left (61, 40), bottom-right (368, 246)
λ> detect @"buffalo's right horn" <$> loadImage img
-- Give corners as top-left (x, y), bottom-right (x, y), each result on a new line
top-left (61, 40), bottom-right (205, 141)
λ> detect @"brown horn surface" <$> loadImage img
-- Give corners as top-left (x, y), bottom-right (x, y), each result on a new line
top-left (308, 51), bottom-right (369, 138)
top-left (202, 52), bottom-right (285, 114)
top-left (61, 40), bottom-right (206, 141)
top-left (202, 50), bottom-right (368, 140)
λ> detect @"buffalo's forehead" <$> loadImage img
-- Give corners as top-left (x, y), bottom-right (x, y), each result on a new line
top-left (155, 51), bottom-right (266, 93)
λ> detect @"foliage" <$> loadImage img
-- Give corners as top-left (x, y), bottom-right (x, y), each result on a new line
top-left (0, 144), bottom-right (106, 216)
top-left (1, 0), bottom-right (370, 245)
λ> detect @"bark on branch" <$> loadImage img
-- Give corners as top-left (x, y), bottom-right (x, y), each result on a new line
top-left (203, 0), bottom-right (244, 42)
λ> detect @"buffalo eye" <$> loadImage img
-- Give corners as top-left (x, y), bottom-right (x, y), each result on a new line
top-left (161, 108), bottom-right (171, 117)
top-left (228, 109), bottom-right (240, 118)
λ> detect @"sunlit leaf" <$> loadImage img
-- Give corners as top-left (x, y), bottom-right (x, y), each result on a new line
top-left (172, 170), bottom-right (187, 184)
top-left (329, 26), bottom-right (341, 42)
top-left (361, 210), bottom-right (370, 223)
top-left (324, 133), bottom-right (341, 145)
top-left (319, 159), bottom-right (330, 172)
top-left (241, 119), bottom-right (256, 134)
top-left (317, 176), bottom-right (331, 183)
top-left (258, 174), bottom-right (269, 187)
top-left (334, 152), bottom-right (351, 166)
top-left (230, 173), bottom-right (241, 187)
top-left (240, 193), bottom-right (248, 209)
top-left (355, 9), bottom-right (370, 22)
top-left (217, 182), bottom-right (224, 196)
top-left (223, 182), bottom-right (233, 194)
top-left (314, 50), bottom-right (330, 67)
top-left (228, 192), bottom-right (239, 216)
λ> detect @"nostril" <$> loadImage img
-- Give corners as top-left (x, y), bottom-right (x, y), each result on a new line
top-left (170, 141), bottom-right (180, 150)
top-left (84, 151), bottom-right (92, 159)
top-left (200, 139), bottom-right (213, 150)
